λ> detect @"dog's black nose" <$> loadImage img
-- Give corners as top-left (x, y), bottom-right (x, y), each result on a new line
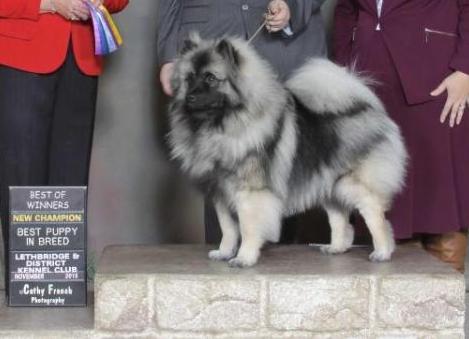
top-left (187, 95), bottom-right (197, 103)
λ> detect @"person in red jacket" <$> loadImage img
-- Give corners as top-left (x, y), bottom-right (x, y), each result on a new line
top-left (0, 0), bottom-right (128, 294)
top-left (333, 0), bottom-right (469, 272)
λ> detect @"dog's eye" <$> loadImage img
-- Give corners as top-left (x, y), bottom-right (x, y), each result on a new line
top-left (205, 73), bottom-right (218, 84)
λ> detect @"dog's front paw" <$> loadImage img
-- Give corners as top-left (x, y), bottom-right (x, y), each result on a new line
top-left (320, 245), bottom-right (350, 255)
top-left (369, 236), bottom-right (395, 262)
top-left (208, 250), bottom-right (235, 261)
top-left (369, 250), bottom-right (392, 262)
top-left (228, 255), bottom-right (257, 268)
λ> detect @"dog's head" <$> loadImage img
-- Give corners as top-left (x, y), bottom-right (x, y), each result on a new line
top-left (171, 35), bottom-right (245, 121)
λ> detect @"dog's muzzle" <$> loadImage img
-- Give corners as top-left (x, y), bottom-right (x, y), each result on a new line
top-left (185, 93), bottom-right (224, 112)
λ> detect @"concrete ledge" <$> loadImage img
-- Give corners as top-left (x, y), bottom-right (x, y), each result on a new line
top-left (94, 244), bottom-right (466, 338)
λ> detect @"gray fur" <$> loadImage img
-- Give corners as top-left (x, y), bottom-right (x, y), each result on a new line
top-left (168, 36), bottom-right (408, 267)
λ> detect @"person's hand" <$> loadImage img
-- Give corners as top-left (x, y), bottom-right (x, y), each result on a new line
top-left (160, 62), bottom-right (175, 96)
top-left (39, 0), bottom-right (57, 13)
top-left (53, 0), bottom-right (90, 21)
top-left (431, 71), bottom-right (469, 127)
top-left (266, 0), bottom-right (291, 33)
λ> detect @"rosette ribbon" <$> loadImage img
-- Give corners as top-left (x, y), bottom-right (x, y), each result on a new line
top-left (85, 0), bottom-right (123, 55)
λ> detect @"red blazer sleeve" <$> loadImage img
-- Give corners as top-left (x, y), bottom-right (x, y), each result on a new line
top-left (104, 0), bottom-right (129, 14)
top-left (450, 0), bottom-right (469, 74)
top-left (332, 0), bottom-right (358, 66)
top-left (0, 0), bottom-right (41, 20)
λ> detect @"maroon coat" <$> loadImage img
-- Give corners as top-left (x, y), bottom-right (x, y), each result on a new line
top-left (333, 0), bottom-right (469, 238)
top-left (334, 0), bottom-right (469, 104)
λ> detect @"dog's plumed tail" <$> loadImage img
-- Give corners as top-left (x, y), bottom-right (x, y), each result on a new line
top-left (286, 59), bottom-right (385, 115)
top-left (285, 58), bottom-right (408, 209)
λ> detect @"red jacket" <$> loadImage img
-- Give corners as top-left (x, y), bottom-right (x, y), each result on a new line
top-left (0, 0), bottom-right (128, 76)
top-left (333, 0), bottom-right (469, 104)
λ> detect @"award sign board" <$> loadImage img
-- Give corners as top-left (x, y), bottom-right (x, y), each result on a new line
top-left (9, 187), bottom-right (87, 307)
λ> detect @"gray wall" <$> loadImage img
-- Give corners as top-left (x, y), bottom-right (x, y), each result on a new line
top-left (87, 1), bottom-right (205, 264)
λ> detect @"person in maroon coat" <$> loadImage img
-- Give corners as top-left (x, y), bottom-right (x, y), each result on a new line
top-left (333, 0), bottom-right (469, 272)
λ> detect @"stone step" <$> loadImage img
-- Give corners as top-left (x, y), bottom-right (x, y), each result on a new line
top-left (94, 244), bottom-right (465, 338)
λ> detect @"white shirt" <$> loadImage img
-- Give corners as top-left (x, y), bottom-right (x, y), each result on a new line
top-left (376, 0), bottom-right (383, 30)
top-left (377, 0), bottom-right (383, 17)
top-left (284, 25), bottom-right (293, 36)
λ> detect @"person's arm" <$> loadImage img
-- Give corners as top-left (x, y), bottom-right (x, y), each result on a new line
top-left (103, 0), bottom-right (129, 14)
top-left (0, 0), bottom-right (42, 20)
top-left (430, 0), bottom-right (469, 127)
top-left (450, 0), bottom-right (469, 74)
top-left (284, 0), bottom-right (325, 35)
top-left (157, 0), bottom-right (181, 67)
top-left (332, 0), bottom-right (358, 66)
top-left (1, 0), bottom-right (93, 22)
top-left (266, 0), bottom-right (323, 36)
top-left (157, 0), bottom-right (182, 96)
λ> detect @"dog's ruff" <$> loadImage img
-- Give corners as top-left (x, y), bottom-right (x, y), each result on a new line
top-left (168, 36), bottom-right (407, 267)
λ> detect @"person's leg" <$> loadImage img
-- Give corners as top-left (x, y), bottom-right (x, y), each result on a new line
top-left (47, 50), bottom-right (98, 186)
top-left (407, 96), bottom-right (468, 273)
top-left (439, 95), bottom-right (469, 274)
top-left (0, 66), bottom-right (57, 294)
top-left (205, 200), bottom-right (222, 244)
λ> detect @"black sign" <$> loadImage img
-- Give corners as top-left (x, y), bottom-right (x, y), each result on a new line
top-left (9, 187), bottom-right (87, 307)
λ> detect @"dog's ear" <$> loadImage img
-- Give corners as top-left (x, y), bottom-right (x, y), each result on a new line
top-left (181, 32), bottom-right (201, 55)
top-left (216, 39), bottom-right (240, 68)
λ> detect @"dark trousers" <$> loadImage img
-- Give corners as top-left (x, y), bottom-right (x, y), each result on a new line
top-left (0, 50), bottom-right (98, 294)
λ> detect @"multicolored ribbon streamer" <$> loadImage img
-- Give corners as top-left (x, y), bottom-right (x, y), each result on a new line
top-left (85, 0), bottom-right (123, 55)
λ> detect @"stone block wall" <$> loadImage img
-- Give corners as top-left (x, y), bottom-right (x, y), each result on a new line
top-left (93, 245), bottom-right (466, 338)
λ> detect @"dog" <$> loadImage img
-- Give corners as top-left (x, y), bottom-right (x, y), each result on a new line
top-left (167, 35), bottom-right (407, 267)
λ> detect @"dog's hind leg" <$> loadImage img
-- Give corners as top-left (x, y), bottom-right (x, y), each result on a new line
top-left (334, 176), bottom-right (395, 262)
top-left (209, 202), bottom-right (240, 261)
top-left (228, 190), bottom-right (282, 267)
top-left (320, 206), bottom-right (354, 255)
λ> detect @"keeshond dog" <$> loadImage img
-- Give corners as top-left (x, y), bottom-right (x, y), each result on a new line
top-left (168, 35), bottom-right (407, 267)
